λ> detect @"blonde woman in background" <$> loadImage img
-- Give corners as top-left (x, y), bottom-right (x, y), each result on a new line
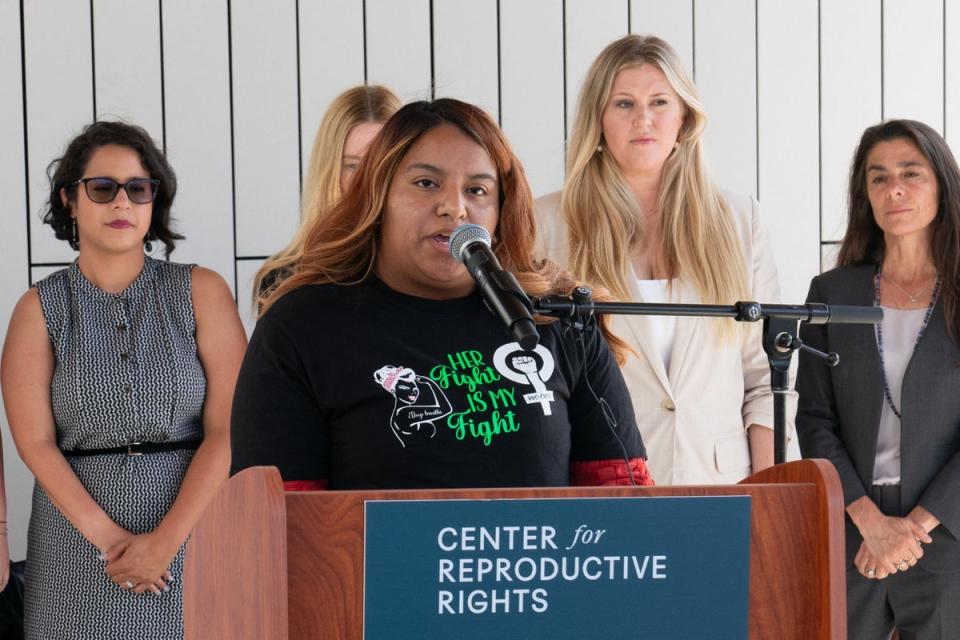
top-left (537, 34), bottom-right (793, 485)
top-left (253, 84), bottom-right (402, 300)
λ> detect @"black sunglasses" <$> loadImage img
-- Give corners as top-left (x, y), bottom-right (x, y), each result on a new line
top-left (74, 177), bottom-right (160, 205)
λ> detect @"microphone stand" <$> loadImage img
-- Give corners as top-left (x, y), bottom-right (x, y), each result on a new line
top-left (534, 287), bottom-right (880, 465)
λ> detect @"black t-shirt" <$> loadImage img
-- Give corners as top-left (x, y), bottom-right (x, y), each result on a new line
top-left (230, 277), bottom-right (645, 489)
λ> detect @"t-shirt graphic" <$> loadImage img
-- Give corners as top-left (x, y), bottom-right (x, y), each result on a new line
top-left (231, 278), bottom-right (649, 488)
top-left (373, 365), bottom-right (452, 447)
top-left (493, 343), bottom-right (557, 416)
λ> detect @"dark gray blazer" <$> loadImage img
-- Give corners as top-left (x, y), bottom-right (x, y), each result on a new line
top-left (796, 264), bottom-right (960, 571)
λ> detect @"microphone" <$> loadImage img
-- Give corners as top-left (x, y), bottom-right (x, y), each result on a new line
top-left (449, 224), bottom-right (539, 351)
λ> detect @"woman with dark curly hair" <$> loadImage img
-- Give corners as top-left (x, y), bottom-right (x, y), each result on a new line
top-left (1, 121), bottom-right (246, 639)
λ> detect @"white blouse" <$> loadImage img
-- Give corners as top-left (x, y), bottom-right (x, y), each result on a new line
top-left (873, 306), bottom-right (927, 485)
top-left (635, 279), bottom-right (677, 372)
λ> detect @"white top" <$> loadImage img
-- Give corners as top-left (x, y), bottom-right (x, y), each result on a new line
top-left (873, 306), bottom-right (927, 485)
top-left (635, 279), bottom-right (677, 372)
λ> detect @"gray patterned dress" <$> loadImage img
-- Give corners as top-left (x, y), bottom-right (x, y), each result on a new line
top-left (26, 257), bottom-right (206, 639)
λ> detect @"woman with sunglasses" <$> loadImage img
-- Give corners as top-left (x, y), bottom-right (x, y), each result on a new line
top-left (0, 121), bottom-right (246, 639)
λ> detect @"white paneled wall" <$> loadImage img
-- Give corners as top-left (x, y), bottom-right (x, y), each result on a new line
top-left (299, 0), bottom-right (366, 172)
top-left (630, 1), bottom-right (693, 76)
top-left (820, 1), bottom-right (882, 243)
top-left (565, 1), bottom-right (628, 136)
top-left (366, 0), bottom-right (432, 101)
top-left (883, 0), bottom-right (944, 131)
top-left (231, 0), bottom-right (301, 258)
top-left (24, 0), bottom-right (95, 266)
top-left (434, 0), bottom-right (500, 120)
top-left (0, 0), bottom-right (30, 564)
top-left (93, 0), bottom-right (165, 141)
top-left (1, 0), bottom-right (959, 559)
top-left (161, 0), bottom-right (236, 291)
top-left (757, 0), bottom-right (820, 303)
top-left (500, 0), bottom-right (566, 196)
top-left (695, 0), bottom-right (758, 200)
top-left (950, 1), bottom-right (960, 150)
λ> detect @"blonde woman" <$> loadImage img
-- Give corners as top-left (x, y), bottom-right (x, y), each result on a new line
top-left (537, 34), bottom-right (792, 485)
top-left (253, 84), bottom-right (402, 301)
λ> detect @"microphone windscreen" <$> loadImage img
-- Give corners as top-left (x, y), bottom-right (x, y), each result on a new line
top-left (448, 223), bottom-right (491, 263)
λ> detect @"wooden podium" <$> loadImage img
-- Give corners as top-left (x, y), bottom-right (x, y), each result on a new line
top-left (183, 460), bottom-right (846, 639)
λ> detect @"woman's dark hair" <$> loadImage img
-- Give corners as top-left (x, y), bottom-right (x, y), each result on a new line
top-left (838, 119), bottom-right (960, 341)
top-left (43, 121), bottom-right (182, 257)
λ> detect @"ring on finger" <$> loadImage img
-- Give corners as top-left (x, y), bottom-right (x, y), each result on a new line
top-left (866, 568), bottom-right (876, 577)
top-left (898, 560), bottom-right (909, 571)
top-left (124, 580), bottom-right (134, 589)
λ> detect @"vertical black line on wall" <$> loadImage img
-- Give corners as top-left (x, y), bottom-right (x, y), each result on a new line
top-left (496, 0), bottom-right (502, 126)
top-left (226, 0), bottom-right (239, 299)
top-left (362, 0), bottom-right (368, 84)
top-left (817, 0), bottom-right (823, 270)
top-left (880, 0), bottom-right (885, 120)
top-left (295, 0), bottom-right (303, 192)
top-left (754, 0), bottom-right (759, 200)
top-left (627, 0), bottom-right (631, 33)
top-left (20, 0), bottom-right (31, 286)
top-left (562, 0), bottom-right (568, 151)
top-left (158, 0), bottom-right (167, 152)
top-left (691, 0), bottom-right (696, 81)
top-left (89, 0), bottom-right (97, 120)
top-left (429, 0), bottom-right (435, 100)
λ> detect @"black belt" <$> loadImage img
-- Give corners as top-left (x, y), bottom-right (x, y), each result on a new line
top-left (62, 438), bottom-right (203, 458)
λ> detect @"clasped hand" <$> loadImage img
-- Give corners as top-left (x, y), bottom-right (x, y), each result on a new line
top-left (855, 515), bottom-right (932, 580)
top-left (102, 531), bottom-right (176, 595)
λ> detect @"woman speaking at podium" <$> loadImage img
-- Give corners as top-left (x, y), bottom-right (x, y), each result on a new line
top-left (797, 120), bottom-right (960, 638)
top-left (536, 35), bottom-right (789, 485)
top-left (230, 99), bottom-right (652, 490)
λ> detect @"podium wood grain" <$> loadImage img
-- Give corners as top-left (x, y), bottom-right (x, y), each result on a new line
top-left (185, 460), bottom-right (846, 639)
top-left (183, 466), bottom-right (288, 639)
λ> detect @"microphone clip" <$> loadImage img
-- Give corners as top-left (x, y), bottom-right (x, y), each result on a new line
top-left (533, 286), bottom-right (596, 333)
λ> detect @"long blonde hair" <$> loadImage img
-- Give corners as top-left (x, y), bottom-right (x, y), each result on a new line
top-left (563, 35), bottom-right (747, 324)
top-left (260, 99), bottom-right (632, 363)
top-left (253, 85), bottom-right (401, 302)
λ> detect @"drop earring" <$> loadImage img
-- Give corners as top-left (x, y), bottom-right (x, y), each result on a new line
top-left (144, 238), bottom-right (154, 253)
top-left (71, 218), bottom-right (78, 249)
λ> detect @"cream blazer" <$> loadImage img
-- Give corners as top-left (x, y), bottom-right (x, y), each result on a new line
top-left (535, 190), bottom-right (797, 484)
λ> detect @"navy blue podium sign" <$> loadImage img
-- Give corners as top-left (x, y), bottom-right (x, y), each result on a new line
top-left (363, 496), bottom-right (751, 639)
